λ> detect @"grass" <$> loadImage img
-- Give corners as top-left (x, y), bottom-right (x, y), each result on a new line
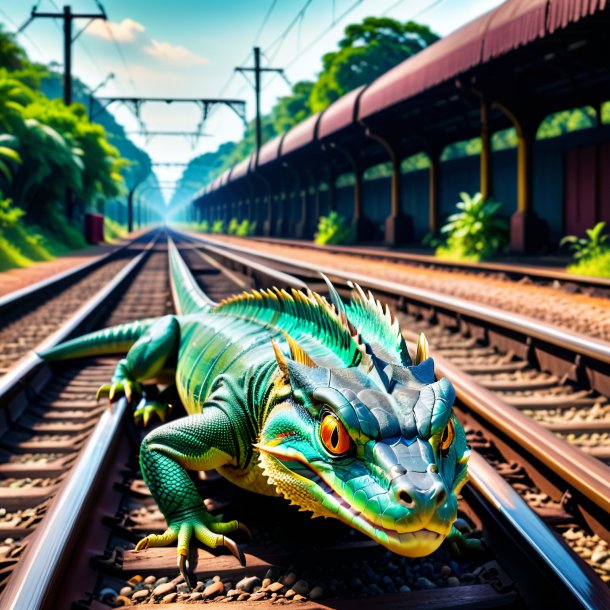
top-left (104, 217), bottom-right (127, 243)
top-left (566, 251), bottom-right (610, 278)
top-left (0, 218), bottom-right (89, 272)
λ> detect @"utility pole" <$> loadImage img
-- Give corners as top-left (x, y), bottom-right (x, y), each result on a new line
top-left (236, 47), bottom-right (285, 153)
top-left (29, 5), bottom-right (107, 106)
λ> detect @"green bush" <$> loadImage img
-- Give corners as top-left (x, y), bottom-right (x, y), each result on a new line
top-left (227, 217), bottom-right (239, 235)
top-left (561, 222), bottom-right (610, 278)
top-left (199, 220), bottom-right (209, 233)
top-left (236, 219), bottom-right (256, 237)
top-left (104, 217), bottom-right (126, 242)
top-left (0, 198), bottom-right (24, 228)
top-left (436, 192), bottom-right (508, 261)
top-left (211, 220), bottom-right (224, 234)
top-left (314, 211), bottom-right (355, 245)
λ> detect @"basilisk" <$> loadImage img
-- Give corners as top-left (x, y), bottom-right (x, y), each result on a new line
top-left (42, 239), bottom-right (470, 586)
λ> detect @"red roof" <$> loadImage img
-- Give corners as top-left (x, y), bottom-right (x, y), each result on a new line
top-left (282, 113), bottom-right (322, 156)
top-left (230, 156), bottom-right (251, 182)
top-left (483, 0), bottom-right (547, 60)
top-left (318, 86), bottom-right (366, 140)
top-left (548, 0), bottom-right (607, 32)
top-left (360, 0), bottom-right (608, 120)
top-left (359, 10), bottom-right (495, 120)
top-left (257, 134), bottom-right (285, 167)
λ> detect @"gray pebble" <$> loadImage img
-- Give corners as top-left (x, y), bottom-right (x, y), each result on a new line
top-left (292, 580), bottom-right (309, 596)
top-left (415, 577), bottom-right (437, 590)
top-left (131, 589), bottom-right (149, 601)
top-left (176, 583), bottom-right (190, 594)
top-left (399, 585), bottom-right (411, 593)
top-left (153, 582), bottom-right (176, 598)
top-left (119, 586), bottom-right (133, 597)
top-left (236, 575), bottom-right (261, 593)
top-left (284, 572), bottom-right (297, 587)
top-left (309, 586), bottom-right (324, 600)
top-left (440, 565), bottom-right (452, 577)
top-left (447, 577), bottom-right (461, 587)
top-left (144, 575), bottom-right (156, 585)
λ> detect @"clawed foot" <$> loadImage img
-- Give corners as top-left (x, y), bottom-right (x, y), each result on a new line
top-left (96, 379), bottom-right (142, 408)
top-left (446, 525), bottom-right (484, 558)
top-left (134, 399), bottom-right (173, 427)
top-left (135, 510), bottom-right (249, 590)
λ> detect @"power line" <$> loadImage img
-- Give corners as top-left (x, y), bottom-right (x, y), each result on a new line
top-left (253, 0), bottom-right (278, 46)
top-left (382, 0), bottom-right (445, 18)
top-left (264, 0), bottom-right (314, 63)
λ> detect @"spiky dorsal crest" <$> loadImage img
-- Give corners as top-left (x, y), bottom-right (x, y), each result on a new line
top-left (345, 282), bottom-right (411, 366)
top-left (215, 287), bottom-right (362, 368)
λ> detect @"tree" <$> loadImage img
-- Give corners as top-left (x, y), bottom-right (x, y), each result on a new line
top-left (310, 18), bottom-right (439, 111)
top-left (271, 81), bottom-right (314, 132)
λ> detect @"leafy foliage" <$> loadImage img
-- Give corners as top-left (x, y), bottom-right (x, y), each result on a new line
top-left (314, 211), bottom-right (355, 245)
top-left (560, 222), bottom-right (609, 260)
top-left (211, 220), bottom-right (225, 234)
top-left (561, 222), bottom-right (610, 278)
top-left (199, 220), bottom-right (210, 233)
top-left (436, 192), bottom-right (508, 261)
top-left (310, 18), bottom-right (439, 112)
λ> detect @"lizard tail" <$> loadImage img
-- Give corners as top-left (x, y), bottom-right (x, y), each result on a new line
top-left (39, 318), bottom-right (159, 361)
top-left (168, 237), bottom-right (214, 315)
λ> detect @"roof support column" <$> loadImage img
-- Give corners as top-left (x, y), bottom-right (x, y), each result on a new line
top-left (296, 169), bottom-right (315, 239)
top-left (254, 173), bottom-right (272, 237)
top-left (495, 102), bottom-right (546, 253)
top-left (326, 165), bottom-right (336, 214)
top-left (365, 128), bottom-right (412, 245)
top-left (428, 148), bottom-right (441, 233)
top-left (329, 143), bottom-right (374, 240)
top-left (282, 163), bottom-right (301, 238)
top-left (480, 98), bottom-right (493, 200)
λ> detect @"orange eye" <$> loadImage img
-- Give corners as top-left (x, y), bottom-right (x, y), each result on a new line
top-left (440, 419), bottom-right (455, 456)
top-left (320, 412), bottom-right (351, 456)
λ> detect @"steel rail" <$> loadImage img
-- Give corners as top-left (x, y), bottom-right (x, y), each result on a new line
top-left (187, 235), bottom-right (610, 610)
top-left (250, 236), bottom-right (610, 290)
top-left (0, 237), bottom-right (161, 610)
top-left (191, 236), bottom-right (610, 366)
top-left (187, 235), bottom-right (610, 524)
top-left (0, 397), bottom-right (128, 610)
top-left (466, 453), bottom-right (610, 610)
top-left (0, 234), bottom-right (158, 413)
top-left (0, 230), bottom-right (154, 315)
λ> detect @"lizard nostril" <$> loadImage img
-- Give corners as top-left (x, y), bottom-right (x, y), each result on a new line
top-left (398, 489), bottom-right (415, 508)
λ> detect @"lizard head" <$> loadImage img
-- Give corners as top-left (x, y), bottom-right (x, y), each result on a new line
top-left (257, 335), bottom-right (469, 558)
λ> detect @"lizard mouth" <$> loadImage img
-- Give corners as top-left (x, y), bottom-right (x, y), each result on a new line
top-left (315, 475), bottom-right (445, 556)
top-left (257, 443), bottom-right (448, 557)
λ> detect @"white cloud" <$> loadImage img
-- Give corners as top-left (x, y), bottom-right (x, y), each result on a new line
top-left (144, 38), bottom-right (207, 66)
top-left (87, 18), bottom-right (145, 43)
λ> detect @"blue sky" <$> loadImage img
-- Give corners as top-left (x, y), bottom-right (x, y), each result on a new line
top-left (1, 0), bottom-right (504, 195)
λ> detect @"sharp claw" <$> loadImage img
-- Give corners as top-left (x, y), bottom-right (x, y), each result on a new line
top-left (177, 553), bottom-right (195, 591)
top-left (96, 385), bottom-right (110, 401)
top-left (238, 522), bottom-right (253, 540)
top-left (222, 536), bottom-right (246, 566)
top-left (124, 383), bottom-right (133, 404)
top-left (135, 536), bottom-right (148, 551)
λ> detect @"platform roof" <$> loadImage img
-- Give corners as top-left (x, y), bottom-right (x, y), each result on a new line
top-left (359, 0), bottom-right (608, 120)
top-left (281, 113), bottom-right (322, 157)
top-left (318, 86), bottom-right (366, 140)
top-left (230, 156), bottom-right (251, 182)
top-left (257, 134), bottom-right (285, 167)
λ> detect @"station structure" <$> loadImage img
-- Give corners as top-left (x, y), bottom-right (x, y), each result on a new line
top-left (193, 0), bottom-right (610, 252)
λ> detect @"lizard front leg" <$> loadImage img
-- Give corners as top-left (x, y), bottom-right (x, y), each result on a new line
top-left (137, 407), bottom-right (247, 587)
top-left (97, 315), bottom-right (179, 424)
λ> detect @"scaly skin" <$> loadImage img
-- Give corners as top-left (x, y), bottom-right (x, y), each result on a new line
top-left (41, 240), bottom-right (471, 587)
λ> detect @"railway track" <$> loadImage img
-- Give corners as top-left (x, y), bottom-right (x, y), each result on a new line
top-left (178, 233), bottom-right (610, 579)
top-left (0, 232), bottom-right (156, 377)
top-left (249, 236), bottom-right (610, 297)
top-left (0, 232), bottom-right (608, 609)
